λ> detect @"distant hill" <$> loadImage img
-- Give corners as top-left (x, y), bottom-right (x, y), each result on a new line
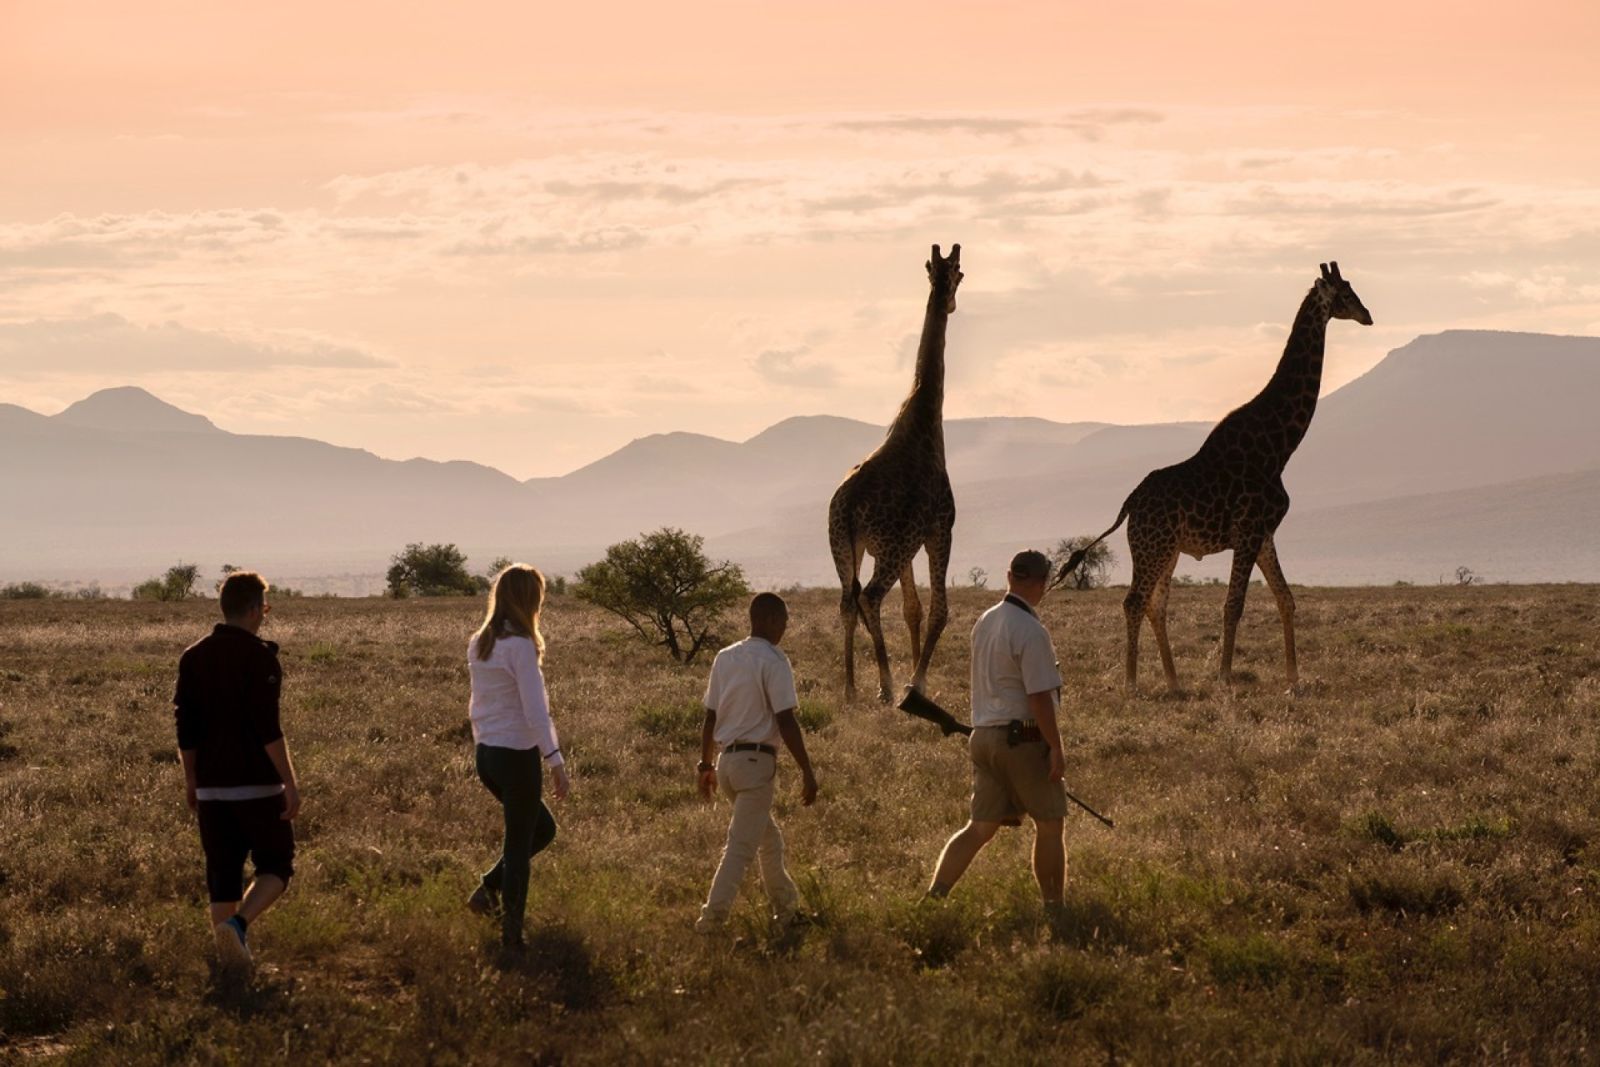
top-left (1275, 466), bottom-right (1600, 585)
top-left (4, 329), bottom-right (1600, 591)
top-left (53, 385), bottom-right (219, 434)
top-left (1292, 330), bottom-right (1600, 505)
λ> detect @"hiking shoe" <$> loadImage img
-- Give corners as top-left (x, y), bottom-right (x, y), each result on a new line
top-left (214, 916), bottom-right (252, 970)
top-left (467, 884), bottom-right (500, 917)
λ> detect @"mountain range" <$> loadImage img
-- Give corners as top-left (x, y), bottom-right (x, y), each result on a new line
top-left (3, 329), bottom-right (1599, 593)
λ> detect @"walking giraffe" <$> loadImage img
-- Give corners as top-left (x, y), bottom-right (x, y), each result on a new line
top-left (828, 244), bottom-right (962, 703)
top-left (1055, 262), bottom-right (1373, 693)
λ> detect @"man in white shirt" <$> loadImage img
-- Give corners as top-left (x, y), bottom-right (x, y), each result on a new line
top-left (695, 592), bottom-right (819, 933)
top-left (927, 549), bottom-right (1067, 910)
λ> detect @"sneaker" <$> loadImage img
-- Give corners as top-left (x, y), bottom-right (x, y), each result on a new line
top-left (467, 884), bottom-right (500, 917)
top-left (774, 909), bottom-right (812, 930)
top-left (214, 916), bottom-right (252, 970)
top-left (694, 913), bottom-right (729, 936)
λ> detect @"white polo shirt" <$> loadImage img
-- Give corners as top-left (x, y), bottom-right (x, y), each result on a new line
top-left (703, 636), bottom-right (797, 749)
top-left (970, 594), bottom-right (1062, 727)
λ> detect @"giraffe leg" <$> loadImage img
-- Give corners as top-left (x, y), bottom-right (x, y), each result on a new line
top-left (1144, 550), bottom-right (1181, 693)
top-left (1123, 550), bottom-right (1166, 696)
top-left (831, 528), bottom-right (866, 702)
top-left (857, 554), bottom-right (909, 704)
top-left (839, 586), bottom-right (860, 702)
top-left (908, 531), bottom-right (952, 695)
top-left (899, 562), bottom-right (924, 668)
top-left (1220, 540), bottom-right (1264, 685)
top-left (1256, 535), bottom-right (1298, 688)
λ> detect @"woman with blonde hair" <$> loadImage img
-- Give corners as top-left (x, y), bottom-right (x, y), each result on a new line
top-left (465, 563), bottom-right (571, 949)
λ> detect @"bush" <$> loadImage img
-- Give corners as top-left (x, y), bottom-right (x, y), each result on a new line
top-left (386, 543), bottom-right (483, 598)
top-left (575, 528), bottom-right (749, 664)
top-left (131, 563), bottom-right (200, 602)
top-left (0, 582), bottom-right (55, 600)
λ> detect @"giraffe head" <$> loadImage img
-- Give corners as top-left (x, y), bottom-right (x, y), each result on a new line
top-left (926, 243), bottom-right (964, 313)
top-left (1315, 262), bottom-right (1373, 325)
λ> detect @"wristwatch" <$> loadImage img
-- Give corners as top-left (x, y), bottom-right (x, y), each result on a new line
top-left (697, 760), bottom-right (714, 773)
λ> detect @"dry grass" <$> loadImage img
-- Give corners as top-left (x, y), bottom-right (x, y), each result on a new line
top-left (2, 584), bottom-right (1599, 1063)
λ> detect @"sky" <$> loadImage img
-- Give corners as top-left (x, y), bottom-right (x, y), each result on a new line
top-left (4, 0), bottom-right (1600, 479)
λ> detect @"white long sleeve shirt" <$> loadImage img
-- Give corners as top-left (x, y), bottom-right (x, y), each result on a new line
top-left (467, 633), bottom-right (564, 766)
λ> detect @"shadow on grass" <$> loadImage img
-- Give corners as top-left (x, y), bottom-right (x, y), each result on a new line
top-left (203, 963), bottom-right (295, 1018)
top-left (490, 924), bottom-right (614, 1012)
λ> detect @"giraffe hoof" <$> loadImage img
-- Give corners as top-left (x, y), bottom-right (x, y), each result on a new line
top-left (876, 688), bottom-right (894, 705)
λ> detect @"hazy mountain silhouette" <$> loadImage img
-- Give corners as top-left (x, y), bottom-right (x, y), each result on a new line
top-left (4, 329), bottom-right (1599, 590)
top-left (52, 385), bottom-right (219, 434)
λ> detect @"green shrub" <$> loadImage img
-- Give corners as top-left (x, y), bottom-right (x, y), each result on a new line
top-left (796, 699), bottom-right (834, 733)
top-left (0, 582), bottom-right (54, 600)
top-left (632, 700), bottom-right (703, 747)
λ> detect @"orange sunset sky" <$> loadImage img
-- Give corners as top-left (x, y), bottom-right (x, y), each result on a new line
top-left (4, 1), bottom-right (1599, 478)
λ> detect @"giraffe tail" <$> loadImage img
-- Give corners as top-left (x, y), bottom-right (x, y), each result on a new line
top-left (1051, 505), bottom-right (1129, 589)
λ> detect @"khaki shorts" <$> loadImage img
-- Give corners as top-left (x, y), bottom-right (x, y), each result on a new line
top-left (969, 726), bottom-right (1067, 825)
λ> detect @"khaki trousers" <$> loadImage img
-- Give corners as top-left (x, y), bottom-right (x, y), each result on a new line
top-left (698, 750), bottom-right (800, 929)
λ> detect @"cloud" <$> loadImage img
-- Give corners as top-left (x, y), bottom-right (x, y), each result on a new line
top-left (752, 346), bottom-right (839, 389)
top-left (0, 314), bottom-right (390, 376)
top-left (829, 108), bottom-right (1163, 140)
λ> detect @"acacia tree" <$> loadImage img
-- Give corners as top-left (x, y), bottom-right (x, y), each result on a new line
top-left (575, 528), bottom-right (750, 664)
top-left (133, 562), bottom-right (201, 601)
top-left (386, 543), bottom-right (481, 597)
top-left (1051, 536), bottom-right (1117, 590)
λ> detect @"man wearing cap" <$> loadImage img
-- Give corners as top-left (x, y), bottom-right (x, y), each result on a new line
top-left (926, 549), bottom-right (1066, 910)
top-left (694, 592), bottom-right (819, 933)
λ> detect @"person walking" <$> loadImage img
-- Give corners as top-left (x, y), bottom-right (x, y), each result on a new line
top-left (466, 564), bottom-right (570, 949)
top-left (174, 570), bottom-right (300, 973)
top-left (695, 592), bottom-right (818, 934)
top-left (927, 549), bottom-right (1068, 912)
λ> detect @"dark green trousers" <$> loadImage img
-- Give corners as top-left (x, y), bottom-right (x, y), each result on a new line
top-left (475, 744), bottom-right (557, 945)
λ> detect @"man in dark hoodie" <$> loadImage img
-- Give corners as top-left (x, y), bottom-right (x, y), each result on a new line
top-left (174, 570), bottom-right (300, 971)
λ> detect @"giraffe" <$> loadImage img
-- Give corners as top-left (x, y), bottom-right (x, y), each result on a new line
top-left (828, 243), bottom-right (963, 703)
top-left (1055, 262), bottom-right (1372, 693)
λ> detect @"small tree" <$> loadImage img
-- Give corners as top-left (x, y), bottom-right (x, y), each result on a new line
top-left (133, 562), bottom-right (201, 601)
top-left (1454, 565), bottom-right (1478, 587)
top-left (386, 543), bottom-right (480, 598)
top-left (1051, 537), bottom-right (1116, 590)
top-left (575, 528), bottom-right (750, 664)
top-left (967, 566), bottom-right (988, 589)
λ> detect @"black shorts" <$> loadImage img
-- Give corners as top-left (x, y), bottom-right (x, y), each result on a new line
top-left (196, 794), bottom-right (296, 903)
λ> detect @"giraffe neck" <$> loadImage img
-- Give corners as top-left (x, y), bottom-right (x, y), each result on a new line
top-left (1257, 286), bottom-right (1332, 461)
top-left (886, 285), bottom-right (950, 448)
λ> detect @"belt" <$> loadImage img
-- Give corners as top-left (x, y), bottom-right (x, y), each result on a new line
top-left (981, 720), bottom-right (1044, 744)
top-left (724, 742), bottom-right (777, 757)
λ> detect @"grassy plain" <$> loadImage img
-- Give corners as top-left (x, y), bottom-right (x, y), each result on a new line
top-left (2, 584), bottom-right (1599, 1064)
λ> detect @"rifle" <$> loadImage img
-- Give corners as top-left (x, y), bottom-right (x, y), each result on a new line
top-left (896, 687), bottom-right (1114, 828)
